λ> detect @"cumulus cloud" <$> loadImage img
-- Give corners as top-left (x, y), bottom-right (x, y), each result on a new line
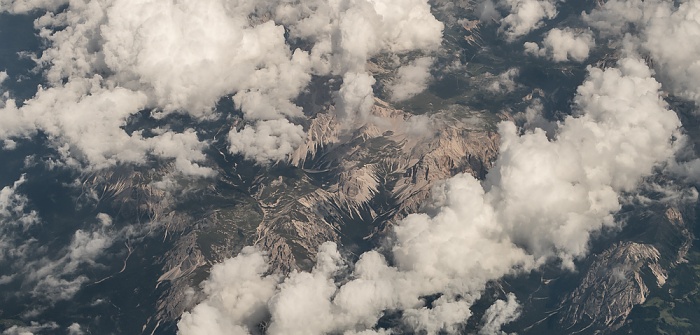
top-left (2, 0), bottom-right (275, 174)
top-left (227, 0), bottom-right (443, 159)
top-left (0, 77), bottom-right (213, 176)
top-left (0, 175), bottom-right (38, 232)
top-left (24, 216), bottom-right (116, 302)
top-left (0, 0), bottom-right (66, 14)
top-left (488, 58), bottom-right (680, 266)
top-left (388, 57), bottom-right (434, 102)
top-left (280, 0), bottom-right (443, 121)
top-left (585, 0), bottom-right (700, 106)
top-left (0, 71), bottom-right (11, 117)
top-left (487, 68), bottom-right (520, 93)
top-left (0, 0), bottom-right (444, 167)
top-left (1, 202), bottom-right (137, 304)
top-left (0, 176), bottom-right (38, 283)
top-left (499, 0), bottom-right (559, 41)
top-left (478, 0), bottom-right (502, 22)
top-left (228, 119), bottom-right (306, 164)
top-left (642, 1), bottom-right (700, 104)
top-left (178, 57), bottom-right (680, 334)
top-left (1, 322), bottom-right (58, 335)
top-left (479, 293), bottom-right (521, 335)
top-left (516, 99), bottom-right (556, 137)
top-left (667, 157), bottom-right (700, 184)
top-left (583, 0), bottom-right (651, 37)
top-left (66, 323), bottom-right (85, 335)
top-left (335, 72), bottom-right (377, 123)
top-left (32, 0), bottom-right (310, 118)
top-left (524, 28), bottom-right (595, 62)
top-left (278, 0), bottom-right (443, 72)
top-left (178, 247), bottom-right (279, 335)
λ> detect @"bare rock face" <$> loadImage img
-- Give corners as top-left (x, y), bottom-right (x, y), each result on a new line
top-left (561, 242), bottom-right (667, 330)
top-left (291, 99), bottom-right (499, 230)
top-left (557, 203), bottom-right (695, 334)
top-left (80, 166), bottom-right (182, 225)
top-left (250, 174), bottom-right (340, 273)
top-left (253, 100), bottom-right (499, 269)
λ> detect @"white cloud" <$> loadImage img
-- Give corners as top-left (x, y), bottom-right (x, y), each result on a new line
top-left (66, 323), bottom-right (84, 335)
top-left (0, 175), bottom-right (38, 230)
top-left (0, 0), bottom-right (444, 167)
top-left (499, 0), bottom-right (559, 41)
top-left (479, 293), bottom-right (521, 335)
top-left (583, 0), bottom-right (651, 37)
top-left (100, 1), bottom-right (313, 119)
top-left (667, 158), bottom-right (700, 183)
top-left (228, 119), bottom-right (306, 164)
top-left (584, 0), bottom-right (700, 105)
top-left (278, 0), bottom-right (444, 124)
top-left (177, 247), bottom-right (280, 335)
top-left (265, 243), bottom-right (346, 335)
top-left (1, 206), bottom-right (142, 303)
top-left (478, 0), bottom-right (501, 22)
top-left (489, 58), bottom-right (680, 267)
top-left (0, 71), bottom-right (12, 112)
top-left (0, 175), bottom-right (39, 266)
top-left (524, 28), bottom-right (595, 62)
top-left (0, 0), bottom-right (66, 14)
top-left (178, 57), bottom-right (680, 334)
top-left (388, 57), bottom-right (434, 102)
top-left (32, 0), bottom-right (309, 119)
top-left (1, 322), bottom-right (58, 335)
top-left (516, 99), bottom-right (556, 137)
top-left (2, 140), bottom-right (17, 150)
top-left (639, 1), bottom-right (700, 105)
top-left (336, 72), bottom-right (377, 123)
top-left (0, 77), bottom-right (213, 176)
top-left (278, 0), bottom-right (444, 73)
top-left (26, 221), bottom-right (116, 302)
top-left (488, 68), bottom-right (520, 93)
top-left (2, 0), bottom-right (314, 171)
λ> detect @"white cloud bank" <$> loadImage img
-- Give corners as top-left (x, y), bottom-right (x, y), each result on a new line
top-left (524, 28), bottom-right (595, 62)
top-left (0, 0), bottom-right (444, 167)
top-left (178, 57), bottom-right (681, 334)
top-left (498, 0), bottom-right (560, 41)
top-left (0, 0), bottom-right (66, 13)
top-left (388, 57), bottom-right (434, 102)
top-left (282, 0), bottom-right (444, 122)
top-left (585, 0), bottom-right (700, 106)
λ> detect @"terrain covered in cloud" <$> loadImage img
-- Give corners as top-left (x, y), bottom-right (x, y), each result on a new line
top-left (0, 0), bottom-right (699, 334)
top-left (178, 57), bottom-right (682, 335)
top-left (584, 0), bottom-right (700, 106)
top-left (0, 0), bottom-right (444, 169)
